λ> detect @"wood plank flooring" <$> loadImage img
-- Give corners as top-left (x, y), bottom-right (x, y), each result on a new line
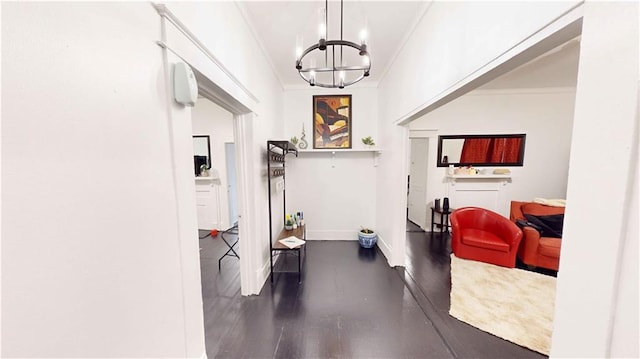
top-left (199, 225), bottom-right (547, 358)
top-left (403, 221), bottom-right (545, 359)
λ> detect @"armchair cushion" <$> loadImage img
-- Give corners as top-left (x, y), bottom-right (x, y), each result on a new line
top-left (461, 229), bottom-right (510, 252)
top-left (538, 238), bottom-right (561, 258)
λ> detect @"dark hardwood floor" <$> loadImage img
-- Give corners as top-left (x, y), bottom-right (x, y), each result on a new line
top-left (198, 225), bottom-right (546, 358)
top-left (403, 221), bottom-right (545, 359)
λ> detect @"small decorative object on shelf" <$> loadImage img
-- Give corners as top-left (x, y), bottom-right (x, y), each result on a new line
top-left (199, 164), bottom-right (209, 177)
top-left (361, 136), bottom-right (375, 147)
top-left (290, 136), bottom-right (299, 148)
top-left (298, 124), bottom-right (309, 149)
top-left (443, 197), bottom-right (450, 212)
top-left (358, 227), bottom-right (377, 248)
top-left (493, 168), bottom-right (511, 175)
top-left (285, 214), bottom-right (294, 230)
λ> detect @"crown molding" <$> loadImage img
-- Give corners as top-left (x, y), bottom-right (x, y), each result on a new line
top-left (469, 87), bottom-right (577, 95)
top-left (234, 2), bottom-right (286, 92)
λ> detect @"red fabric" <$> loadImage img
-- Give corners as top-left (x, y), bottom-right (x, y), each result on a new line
top-left (460, 139), bottom-right (492, 163)
top-left (502, 138), bottom-right (522, 162)
top-left (451, 207), bottom-right (523, 268)
top-left (461, 229), bottom-right (510, 252)
top-left (510, 201), bottom-right (563, 271)
top-left (538, 238), bottom-right (561, 258)
top-left (460, 137), bottom-right (522, 164)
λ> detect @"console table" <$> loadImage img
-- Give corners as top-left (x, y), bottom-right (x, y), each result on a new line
top-left (271, 225), bottom-right (306, 282)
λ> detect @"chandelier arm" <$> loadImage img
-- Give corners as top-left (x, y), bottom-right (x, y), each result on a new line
top-left (295, 41), bottom-right (370, 67)
top-left (299, 66), bottom-right (370, 73)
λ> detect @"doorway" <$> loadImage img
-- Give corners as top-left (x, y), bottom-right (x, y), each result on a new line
top-left (191, 97), bottom-right (237, 231)
top-left (225, 142), bottom-right (239, 226)
top-left (407, 138), bottom-right (429, 229)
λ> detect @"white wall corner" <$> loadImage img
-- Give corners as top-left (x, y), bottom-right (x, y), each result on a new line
top-left (375, 234), bottom-right (394, 266)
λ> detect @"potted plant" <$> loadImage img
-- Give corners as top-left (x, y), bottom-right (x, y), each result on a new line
top-left (358, 226), bottom-right (377, 248)
top-left (361, 136), bottom-right (375, 147)
top-left (284, 214), bottom-right (294, 230)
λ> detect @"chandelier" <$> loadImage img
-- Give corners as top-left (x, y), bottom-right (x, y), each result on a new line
top-left (295, 0), bottom-right (371, 88)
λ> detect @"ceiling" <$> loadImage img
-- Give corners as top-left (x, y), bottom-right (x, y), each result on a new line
top-left (238, 1), bottom-right (580, 91)
top-left (238, 1), bottom-right (431, 89)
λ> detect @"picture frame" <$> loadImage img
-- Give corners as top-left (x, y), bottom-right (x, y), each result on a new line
top-left (312, 95), bottom-right (352, 149)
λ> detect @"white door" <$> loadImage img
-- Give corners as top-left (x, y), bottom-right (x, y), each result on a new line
top-left (408, 138), bottom-right (429, 229)
top-left (225, 142), bottom-right (239, 226)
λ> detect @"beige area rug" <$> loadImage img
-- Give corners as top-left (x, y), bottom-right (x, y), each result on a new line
top-left (449, 254), bottom-right (557, 355)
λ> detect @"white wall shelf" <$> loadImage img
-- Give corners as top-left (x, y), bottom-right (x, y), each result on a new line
top-left (297, 148), bottom-right (382, 167)
top-left (447, 174), bottom-right (511, 179)
top-left (446, 174), bottom-right (511, 187)
top-left (195, 176), bottom-right (218, 181)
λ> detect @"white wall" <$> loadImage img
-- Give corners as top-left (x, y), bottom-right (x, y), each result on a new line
top-left (192, 97), bottom-right (235, 230)
top-left (375, 1), bottom-right (637, 355)
top-left (410, 89), bottom-right (576, 225)
top-left (378, 1), bottom-right (581, 124)
top-left (283, 87), bottom-right (378, 240)
top-left (164, 2), bottom-right (285, 294)
top-left (1, 0), bottom-right (288, 357)
top-left (375, 1), bottom-right (581, 266)
top-left (2, 2), bottom-right (202, 357)
top-left (551, 2), bottom-right (639, 357)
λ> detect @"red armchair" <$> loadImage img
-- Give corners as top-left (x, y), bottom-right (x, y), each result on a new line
top-left (510, 201), bottom-right (564, 271)
top-left (450, 207), bottom-right (523, 268)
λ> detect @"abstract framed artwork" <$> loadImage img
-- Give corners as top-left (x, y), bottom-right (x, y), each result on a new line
top-left (313, 95), bottom-right (352, 149)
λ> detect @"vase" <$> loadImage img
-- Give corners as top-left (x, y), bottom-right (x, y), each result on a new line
top-left (358, 231), bottom-right (377, 248)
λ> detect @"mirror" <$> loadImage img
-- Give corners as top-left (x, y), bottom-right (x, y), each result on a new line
top-left (437, 134), bottom-right (526, 167)
top-left (193, 135), bottom-right (211, 176)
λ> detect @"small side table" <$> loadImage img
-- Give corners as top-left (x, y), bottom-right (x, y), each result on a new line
top-left (430, 206), bottom-right (453, 233)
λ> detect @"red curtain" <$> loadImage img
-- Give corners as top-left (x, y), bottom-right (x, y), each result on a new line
top-left (460, 139), bottom-right (492, 163)
top-left (461, 138), bottom-right (521, 163)
top-left (500, 137), bottom-right (522, 162)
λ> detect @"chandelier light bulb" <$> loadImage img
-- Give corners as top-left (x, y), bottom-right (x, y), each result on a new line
top-left (360, 29), bottom-right (367, 46)
top-left (295, 35), bottom-right (303, 59)
top-left (318, 8), bottom-right (326, 40)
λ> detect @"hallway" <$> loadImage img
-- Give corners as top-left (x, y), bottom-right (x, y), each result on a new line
top-left (200, 226), bottom-right (545, 358)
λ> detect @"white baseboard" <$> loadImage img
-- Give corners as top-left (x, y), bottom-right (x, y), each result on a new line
top-left (254, 257), bottom-right (270, 295)
top-left (306, 230), bottom-right (358, 241)
top-left (376, 234), bottom-right (393, 265)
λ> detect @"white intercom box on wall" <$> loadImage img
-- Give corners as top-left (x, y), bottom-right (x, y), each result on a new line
top-left (174, 62), bottom-right (198, 107)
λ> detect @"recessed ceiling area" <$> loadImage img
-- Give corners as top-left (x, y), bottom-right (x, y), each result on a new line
top-left (239, 2), bottom-right (580, 91)
top-left (238, 1), bottom-right (430, 89)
